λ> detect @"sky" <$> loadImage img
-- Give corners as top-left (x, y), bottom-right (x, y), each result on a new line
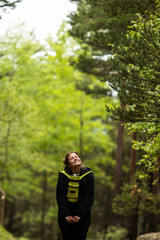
top-left (0, 0), bottom-right (77, 42)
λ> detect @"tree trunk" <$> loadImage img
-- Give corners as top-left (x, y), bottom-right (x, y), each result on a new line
top-left (129, 212), bottom-right (138, 240)
top-left (6, 200), bottom-right (15, 232)
top-left (41, 170), bottom-right (47, 240)
top-left (79, 92), bottom-right (84, 159)
top-left (111, 119), bottom-right (124, 225)
top-left (114, 120), bottom-right (124, 196)
top-left (129, 132), bottom-right (138, 239)
top-left (147, 156), bottom-right (160, 232)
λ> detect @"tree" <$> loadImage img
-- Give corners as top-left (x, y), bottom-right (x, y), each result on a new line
top-left (68, 0), bottom-right (160, 236)
top-left (106, 4), bottom-right (160, 237)
top-left (68, 0), bottom-right (157, 80)
top-left (0, 0), bottom-right (22, 18)
top-left (107, 6), bottom-right (160, 172)
top-left (68, 0), bottom-right (155, 204)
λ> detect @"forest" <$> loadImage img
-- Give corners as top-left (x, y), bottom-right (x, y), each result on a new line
top-left (0, 0), bottom-right (160, 240)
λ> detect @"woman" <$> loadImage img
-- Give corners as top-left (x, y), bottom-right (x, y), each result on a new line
top-left (56, 151), bottom-right (94, 240)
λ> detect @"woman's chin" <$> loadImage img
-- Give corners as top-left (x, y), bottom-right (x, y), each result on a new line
top-left (74, 162), bottom-right (81, 167)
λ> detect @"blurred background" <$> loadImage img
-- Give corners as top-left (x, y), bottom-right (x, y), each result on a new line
top-left (0, 0), bottom-right (160, 240)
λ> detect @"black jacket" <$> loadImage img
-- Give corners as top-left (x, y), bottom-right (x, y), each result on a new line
top-left (56, 167), bottom-right (94, 220)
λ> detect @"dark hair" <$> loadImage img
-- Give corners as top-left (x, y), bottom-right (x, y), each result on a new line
top-left (63, 151), bottom-right (80, 166)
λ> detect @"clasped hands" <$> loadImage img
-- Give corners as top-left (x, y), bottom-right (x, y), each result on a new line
top-left (66, 216), bottom-right (80, 224)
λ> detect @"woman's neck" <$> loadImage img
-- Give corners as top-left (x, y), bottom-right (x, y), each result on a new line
top-left (71, 165), bottom-right (81, 174)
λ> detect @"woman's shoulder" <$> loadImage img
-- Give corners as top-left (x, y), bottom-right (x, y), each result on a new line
top-left (59, 167), bottom-right (72, 175)
top-left (80, 167), bottom-right (93, 176)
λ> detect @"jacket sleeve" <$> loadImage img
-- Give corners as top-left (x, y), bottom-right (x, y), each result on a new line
top-left (77, 172), bottom-right (94, 219)
top-left (56, 172), bottom-right (71, 218)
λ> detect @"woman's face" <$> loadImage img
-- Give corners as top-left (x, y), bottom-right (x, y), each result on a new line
top-left (67, 152), bottom-right (82, 168)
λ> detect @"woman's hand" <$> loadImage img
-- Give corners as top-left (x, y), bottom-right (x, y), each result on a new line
top-left (66, 216), bottom-right (81, 223)
top-left (65, 216), bottom-right (74, 223)
top-left (73, 216), bottom-right (81, 223)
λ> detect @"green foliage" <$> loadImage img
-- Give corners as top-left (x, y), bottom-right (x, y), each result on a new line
top-left (89, 225), bottom-right (129, 240)
top-left (113, 179), bottom-right (160, 217)
top-left (106, 4), bottom-right (160, 177)
top-left (126, 123), bottom-right (160, 177)
top-left (106, 225), bottom-right (129, 240)
top-left (0, 25), bottom-right (116, 239)
top-left (113, 182), bottom-right (140, 217)
top-left (69, 0), bottom-right (160, 185)
top-left (68, 0), bottom-right (157, 80)
top-left (107, 9), bottom-right (160, 123)
top-left (68, 0), bottom-right (160, 237)
top-left (0, 225), bottom-right (27, 240)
